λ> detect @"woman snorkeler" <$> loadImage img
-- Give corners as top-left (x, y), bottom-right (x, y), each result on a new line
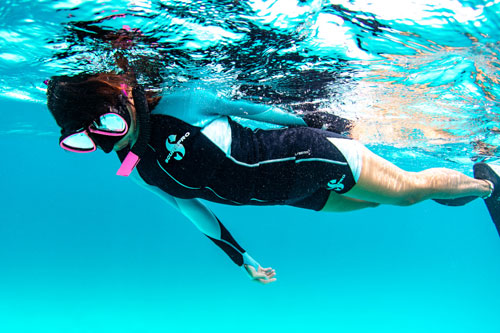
top-left (46, 72), bottom-right (499, 284)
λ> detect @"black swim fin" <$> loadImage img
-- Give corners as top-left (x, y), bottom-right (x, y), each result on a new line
top-left (473, 163), bottom-right (500, 237)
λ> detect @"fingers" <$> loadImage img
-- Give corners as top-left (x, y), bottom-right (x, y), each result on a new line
top-left (255, 266), bottom-right (277, 284)
top-left (244, 265), bottom-right (278, 284)
top-left (255, 277), bottom-right (277, 285)
top-left (261, 269), bottom-right (276, 279)
top-left (255, 268), bottom-right (274, 278)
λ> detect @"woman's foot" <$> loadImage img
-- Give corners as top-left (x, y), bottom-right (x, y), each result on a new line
top-left (473, 163), bottom-right (500, 236)
top-left (474, 163), bottom-right (499, 202)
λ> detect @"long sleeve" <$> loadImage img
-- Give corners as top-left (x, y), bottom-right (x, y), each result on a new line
top-left (154, 89), bottom-right (352, 133)
top-left (131, 173), bottom-right (259, 269)
top-left (214, 99), bottom-right (307, 126)
top-left (199, 91), bottom-right (353, 133)
top-left (170, 196), bottom-right (248, 266)
top-left (195, 91), bottom-right (307, 126)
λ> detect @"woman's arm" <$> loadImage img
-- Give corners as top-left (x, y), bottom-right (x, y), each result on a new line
top-left (201, 91), bottom-right (306, 126)
top-left (199, 91), bottom-right (353, 133)
top-left (131, 174), bottom-right (277, 284)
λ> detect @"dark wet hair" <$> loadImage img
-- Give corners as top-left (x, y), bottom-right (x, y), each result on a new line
top-left (46, 73), bottom-right (160, 136)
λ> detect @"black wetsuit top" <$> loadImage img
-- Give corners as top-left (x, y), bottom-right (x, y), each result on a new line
top-left (119, 114), bottom-right (355, 211)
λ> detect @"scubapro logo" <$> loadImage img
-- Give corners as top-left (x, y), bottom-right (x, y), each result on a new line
top-left (165, 132), bottom-right (190, 163)
top-left (327, 174), bottom-right (346, 192)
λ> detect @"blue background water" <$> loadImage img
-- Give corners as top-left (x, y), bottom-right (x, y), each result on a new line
top-left (1, 0), bottom-right (500, 332)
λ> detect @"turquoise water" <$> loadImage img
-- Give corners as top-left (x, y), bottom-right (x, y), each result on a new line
top-left (1, 1), bottom-right (500, 332)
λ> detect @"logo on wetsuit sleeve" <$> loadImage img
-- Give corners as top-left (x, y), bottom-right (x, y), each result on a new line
top-left (165, 132), bottom-right (190, 163)
top-left (327, 174), bottom-right (346, 192)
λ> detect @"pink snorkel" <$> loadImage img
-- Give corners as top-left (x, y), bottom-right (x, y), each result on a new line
top-left (116, 84), bottom-right (151, 176)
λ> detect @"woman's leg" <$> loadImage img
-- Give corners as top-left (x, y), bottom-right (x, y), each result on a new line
top-left (344, 145), bottom-right (492, 206)
top-left (321, 192), bottom-right (379, 212)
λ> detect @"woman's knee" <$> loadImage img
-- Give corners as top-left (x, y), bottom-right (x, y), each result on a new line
top-left (392, 191), bottom-right (427, 206)
top-left (393, 197), bottom-right (419, 206)
top-left (321, 193), bottom-right (380, 212)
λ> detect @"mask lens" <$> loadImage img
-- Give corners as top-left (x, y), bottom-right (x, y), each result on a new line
top-left (60, 132), bottom-right (96, 153)
top-left (91, 113), bottom-right (128, 135)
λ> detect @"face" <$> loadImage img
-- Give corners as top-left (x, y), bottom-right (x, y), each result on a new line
top-left (59, 87), bottom-right (137, 154)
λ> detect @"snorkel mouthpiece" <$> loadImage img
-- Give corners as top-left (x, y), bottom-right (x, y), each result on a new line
top-left (116, 84), bottom-right (151, 176)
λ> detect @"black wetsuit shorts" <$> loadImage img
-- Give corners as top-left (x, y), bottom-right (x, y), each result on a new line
top-left (228, 119), bottom-right (357, 211)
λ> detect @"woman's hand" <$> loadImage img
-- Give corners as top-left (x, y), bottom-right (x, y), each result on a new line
top-left (243, 265), bottom-right (277, 284)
